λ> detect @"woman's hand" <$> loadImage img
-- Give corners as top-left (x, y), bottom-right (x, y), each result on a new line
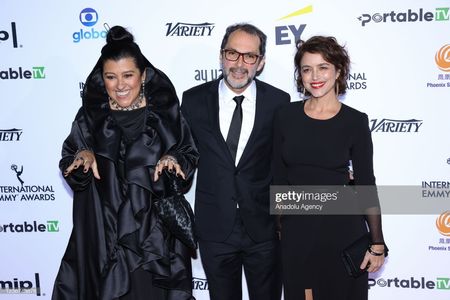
top-left (153, 155), bottom-right (186, 181)
top-left (64, 150), bottom-right (100, 179)
top-left (360, 244), bottom-right (385, 273)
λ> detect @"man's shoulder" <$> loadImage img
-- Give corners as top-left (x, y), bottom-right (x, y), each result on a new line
top-left (183, 79), bottom-right (219, 97)
top-left (255, 79), bottom-right (290, 99)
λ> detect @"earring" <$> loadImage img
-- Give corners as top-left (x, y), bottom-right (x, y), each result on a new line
top-left (335, 84), bottom-right (339, 96)
top-left (301, 86), bottom-right (307, 98)
top-left (140, 80), bottom-right (145, 99)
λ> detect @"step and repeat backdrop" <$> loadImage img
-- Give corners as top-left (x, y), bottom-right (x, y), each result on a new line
top-left (1, 0), bottom-right (449, 299)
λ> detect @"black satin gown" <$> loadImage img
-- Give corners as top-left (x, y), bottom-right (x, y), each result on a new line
top-left (52, 62), bottom-right (199, 300)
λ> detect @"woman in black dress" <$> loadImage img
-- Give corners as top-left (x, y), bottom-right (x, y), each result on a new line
top-left (52, 26), bottom-right (198, 300)
top-left (272, 36), bottom-right (387, 300)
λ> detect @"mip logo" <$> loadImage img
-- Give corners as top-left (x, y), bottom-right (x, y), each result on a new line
top-left (274, 5), bottom-right (312, 46)
top-left (72, 8), bottom-right (107, 43)
top-left (79, 8), bottom-right (98, 27)
top-left (0, 22), bottom-right (20, 48)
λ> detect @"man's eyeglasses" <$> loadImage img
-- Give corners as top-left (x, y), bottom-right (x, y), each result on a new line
top-left (221, 49), bottom-right (262, 65)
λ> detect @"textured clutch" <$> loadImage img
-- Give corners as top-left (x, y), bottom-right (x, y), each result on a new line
top-left (154, 171), bottom-right (197, 250)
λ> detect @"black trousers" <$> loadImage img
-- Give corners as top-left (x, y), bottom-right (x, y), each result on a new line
top-left (198, 210), bottom-right (282, 300)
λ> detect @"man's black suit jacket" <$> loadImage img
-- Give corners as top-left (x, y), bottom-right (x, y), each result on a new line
top-left (181, 78), bottom-right (290, 243)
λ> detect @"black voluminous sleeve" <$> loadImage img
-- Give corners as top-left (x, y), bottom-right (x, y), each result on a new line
top-left (59, 107), bottom-right (95, 192)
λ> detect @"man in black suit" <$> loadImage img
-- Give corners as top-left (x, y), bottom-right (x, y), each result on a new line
top-left (181, 23), bottom-right (290, 300)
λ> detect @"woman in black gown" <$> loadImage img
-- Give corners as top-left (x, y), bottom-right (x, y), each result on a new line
top-left (272, 36), bottom-right (387, 300)
top-left (52, 26), bottom-right (198, 300)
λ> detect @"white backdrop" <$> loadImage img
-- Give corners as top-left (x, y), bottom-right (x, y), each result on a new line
top-left (1, 0), bottom-right (450, 299)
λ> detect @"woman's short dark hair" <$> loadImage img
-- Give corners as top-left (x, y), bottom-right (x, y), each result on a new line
top-left (99, 25), bottom-right (147, 73)
top-left (294, 36), bottom-right (350, 96)
top-left (220, 23), bottom-right (267, 57)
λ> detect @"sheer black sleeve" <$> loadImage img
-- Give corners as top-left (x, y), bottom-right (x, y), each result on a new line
top-left (351, 113), bottom-right (384, 244)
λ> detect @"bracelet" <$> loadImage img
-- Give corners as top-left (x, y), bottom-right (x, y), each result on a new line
top-left (157, 156), bottom-right (178, 165)
top-left (370, 241), bottom-right (385, 245)
top-left (368, 247), bottom-right (384, 256)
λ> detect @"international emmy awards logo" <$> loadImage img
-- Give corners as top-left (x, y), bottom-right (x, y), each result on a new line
top-left (11, 164), bottom-right (24, 186)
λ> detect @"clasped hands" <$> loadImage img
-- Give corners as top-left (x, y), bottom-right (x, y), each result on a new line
top-left (63, 150), bottom-right (185, 182)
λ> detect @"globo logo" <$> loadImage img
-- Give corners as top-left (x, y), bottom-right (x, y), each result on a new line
top-left (72, 8), bottom-right (107, 43)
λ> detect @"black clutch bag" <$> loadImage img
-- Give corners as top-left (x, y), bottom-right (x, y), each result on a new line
top-left (341, 234), bottom-right (389, 278)
top-left (154, 171), bottom-right (197, 250)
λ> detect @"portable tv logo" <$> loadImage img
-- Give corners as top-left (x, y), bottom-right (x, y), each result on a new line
top-left (275, 5), bottom-right (312, 45)
top-left (73, 8), bottom-right (107, 43)
top-left (435, 44), bottom-right (450, 72)
top-left (358, 7), bottom-right (449, 26)
top-left (369, 276), bottom-right (450, 290)
top-left (436, 211), bottom-right (450, 236)
top-left (0, 220), bottom-right (59, 233)
top-left (0, 273), bottom-right (42, 296)
top-left (0, 67), bottom-right (45, 80)
top-left (0, 22), bottom-right (20, 48)
top-left (165, 22), bottom-right (215, 36)
top-left (370, 118), bottom-right (423, 133)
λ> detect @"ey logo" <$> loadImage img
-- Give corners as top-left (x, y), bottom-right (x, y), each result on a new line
top-left (436, 211), bottom-right (450, 236)
top-left (275, 5), bottom-right (312, 45)
top-left (435, 44), bottom-right (450, 72)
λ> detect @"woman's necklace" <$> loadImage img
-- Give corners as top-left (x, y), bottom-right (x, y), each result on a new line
top-left (109, 96), bottom-right (144, 111)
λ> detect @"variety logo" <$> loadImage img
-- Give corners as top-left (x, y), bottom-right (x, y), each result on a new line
top-left (0, 273), bottom-right (42, 296)
top-left (73, 8), bottom-right (107, 43)
top-left (0, 128), bottom-right (22, 142)
top-left (194, 68), bottom-right (222, 82)
top-left (275, 5), bottom-right (312, 45)
top-left (0, 220), bottom-right (59, 233)
top-left (435, 44), bottom-right (450, 72)
top-left (369, 276), bottom-right (450, 290)
top-left (436, 211), bottom-right (450, 236)
top-left (165, 22), bottom-right (215, 37)
top-left (0, 67), bottom-right (45, 80)
top-left (0, 164), bottom-right (56, 202)
top-left (192, 277), bottom-right (208, 290)
top-left (0, 22), bottom-right (20, 48)
top-left (346, 72), bottom-right (367, 90)
top-left (370, 118), bottom-right (423, 133)
top-left (358, 7), bottom-right (449, 26)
